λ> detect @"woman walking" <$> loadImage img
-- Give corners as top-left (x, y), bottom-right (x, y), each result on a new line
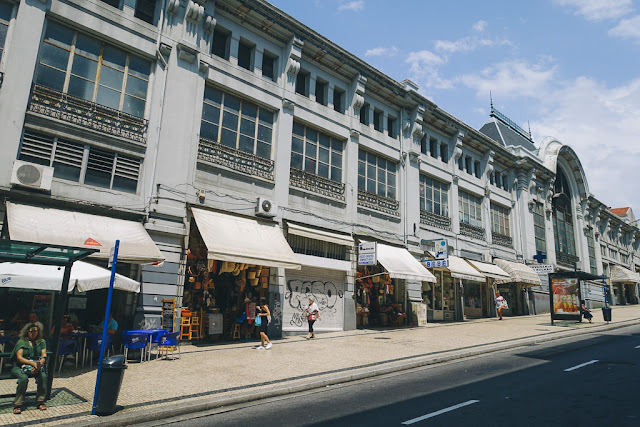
top-left (304, 297), bottom-right (320, 339)
top-left (495, 291), bottom-right (507, 320)
top-left (255, 297), bottom-right (272, 349)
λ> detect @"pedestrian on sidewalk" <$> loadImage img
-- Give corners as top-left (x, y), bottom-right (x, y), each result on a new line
top-left (255, 297), bottom-right (272, 350)
top-left (495, 291), bottom-right (507, 320)
top-left (581, 299), bottom-right (593, 323)
top-left (11, 323), bottom-right (48, 414)
top-left (304, 298), bottom-right (320, 339)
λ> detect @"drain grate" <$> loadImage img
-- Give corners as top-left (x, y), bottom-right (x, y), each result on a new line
top-left (374, 337), bottom-right (391, 340)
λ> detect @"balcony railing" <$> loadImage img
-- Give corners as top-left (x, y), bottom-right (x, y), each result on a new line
top-left (492, 232), bottom-right (513, 248)
top-left (357, 189), bottom-right (399, 217)
top-left (556, 251), bottom-right (580, 268)
top-left (289, 168), bottom-right (345, 201)
top-left (459, 222), bottom-right (486, 240)
top-left (198, 138), bottom-right (274, 181)
top-left (420, 210), bottom-right (452, 231)
top-left (28, 84), bottom-right (147, 144)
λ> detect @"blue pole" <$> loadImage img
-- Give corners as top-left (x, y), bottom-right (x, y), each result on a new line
top-left (91, 240), bottom-right (119, 415)
top-left (602, 274), bottom-right (608, 308)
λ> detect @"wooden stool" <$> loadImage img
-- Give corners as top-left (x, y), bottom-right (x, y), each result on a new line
top-left (180, 315), bottom-right (192, 341)
top-left (190, 315), bottom-right (200, 340)
top-left (230, 323), bottom-right (241, 340)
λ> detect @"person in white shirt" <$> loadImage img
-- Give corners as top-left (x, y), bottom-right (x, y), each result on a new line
top-left (19, 313), bottom-right (44, 338)
top-left (304, 298), bottom-right (320, 339)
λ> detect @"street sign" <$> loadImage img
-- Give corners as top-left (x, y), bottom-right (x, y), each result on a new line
top-left (433, 239), bottom-right (448, 260)
top-left (358, 241), bottom-right (377, 266)
top-left (424, 259), bottom-right (449, 268)
top-left (108, 246), bottom-right (116, 269)
top-left (530, 264), bottom-right (554, 274)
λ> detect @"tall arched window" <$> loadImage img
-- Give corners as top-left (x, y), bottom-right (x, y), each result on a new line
top-left (552, 169), bottom-right (577, 266)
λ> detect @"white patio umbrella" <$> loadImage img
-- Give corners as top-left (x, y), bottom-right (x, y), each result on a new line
top-left (0, 261), bottom-right (140, 293)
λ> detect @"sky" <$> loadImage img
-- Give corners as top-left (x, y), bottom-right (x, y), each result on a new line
top-left (268, 0), bottom-right (640, 215)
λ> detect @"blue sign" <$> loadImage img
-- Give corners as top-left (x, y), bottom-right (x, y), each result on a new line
top-left (424, 259), bottom-right (449, 268)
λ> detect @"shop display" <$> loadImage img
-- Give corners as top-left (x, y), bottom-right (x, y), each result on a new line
top-left (355, 266), bottom-right (406, 328)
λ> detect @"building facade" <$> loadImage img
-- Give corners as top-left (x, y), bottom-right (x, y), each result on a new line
top-left (1, 0), bottom-right (638, 335)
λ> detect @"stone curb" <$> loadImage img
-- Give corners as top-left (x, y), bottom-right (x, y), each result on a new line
top-left (60, 318), bottom-right (640, 427)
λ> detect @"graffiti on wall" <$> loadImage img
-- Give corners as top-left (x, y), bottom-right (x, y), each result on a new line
top-left (271, 299), bottom-right (282, 327)
top-left (284, 280), bottom-right (344, 327)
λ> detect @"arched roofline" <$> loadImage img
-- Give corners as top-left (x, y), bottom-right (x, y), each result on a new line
top-left (538, 137), bottom-right (590, 199)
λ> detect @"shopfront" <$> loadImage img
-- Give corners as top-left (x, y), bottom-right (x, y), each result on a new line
top-left (356, 243), bottom-right (435, 328)
top-left (466, 260), bottom-right (511, 318)
top-left (493, 259), bottom-right (542, 316)
top-left (184, 208), bottom-right (301, 341)
top-left (610, 265), bottom-right (640, 305)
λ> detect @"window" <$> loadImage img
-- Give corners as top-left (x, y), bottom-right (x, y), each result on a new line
top-left (491, 203), bottom-right (510, 236)
top-left (261, 51), bottom-right (276, 81)
top-left (359, 102), bottom-right (370, 125)
top-left (100, 0), bottom-right (120, 8)
top-left (333, 87), bottom-right (344, 113)
top-left (134, 0), bottom-right (156, 25)
top-left (200, 86), bottom-right (274, 159)
top-left (600, 245), bottom-right (607, 256)
top-left (287, 234), bottom-right (347, 261)
top-left (420, 134), bottom-right (428, 155)
top-left (212, 28), bottom-right (230, 60)
top-left (430, 138), bottom-right (438, 159)
top-left (387, 116), bottom-right (397, 138)
top-left (533, 202), bottom-right (546, 253)
top-left (552, 169), bottom-right (576, 257)
top-left (237, 39), bottom-right (253, 70)
top-left (474, 160), bottom-right (482, 178)
top-left (290, 122), bottom-right (344, 182)
top-left (373, 109), bottom-right (383, 132)
top-left (419, 175), bottom-right (449, 217)
top-left (295, 70), bottom-right (309, 96)
top-left (459, 190), bottom-right (483, 228)
top-left (358, 150), bottom-right (397, 199)
top-left (0, 1), bottom-right (12, 65)
top-left (494, 172), bottom-right (502, 188)
top-left (315, 79), bottom-right (327, 106)
top-left (608, 248), bottom-right (618, 260)
top-left (440, 143), bottom-right (448, 163)
top-left (18, 131), bottom-right (140, 193)
top-left (621, 253), bottom-right (629, 264)
top-left (587, 231), bottom-right (597, 274)
top-left (35, 21), bottom-right (150, 117)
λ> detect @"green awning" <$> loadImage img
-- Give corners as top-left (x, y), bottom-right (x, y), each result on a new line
top-left (0, 240), bottom-right (98, 266)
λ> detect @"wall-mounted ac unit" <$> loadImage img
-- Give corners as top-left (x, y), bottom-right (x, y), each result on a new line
top-left (255, 197), bottom-right (278, 218)
top-left (10, 160), bottom-right (54, 191)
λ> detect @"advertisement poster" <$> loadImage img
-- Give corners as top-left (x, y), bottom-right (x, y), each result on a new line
top-left (551, 277), bottom-right (581, 320)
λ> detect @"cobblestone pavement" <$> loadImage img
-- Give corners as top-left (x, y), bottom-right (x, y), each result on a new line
top-left (1, 305), bottom-right (638, 426)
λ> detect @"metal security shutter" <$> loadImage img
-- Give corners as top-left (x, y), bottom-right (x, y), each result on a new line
top-left (283, 266), bottom-right (345, 332)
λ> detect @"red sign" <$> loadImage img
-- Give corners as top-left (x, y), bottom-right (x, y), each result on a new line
top-left (84, 238), bottom-right (102, 246)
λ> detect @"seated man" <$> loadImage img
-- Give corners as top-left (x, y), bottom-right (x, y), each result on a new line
top-left (19, 313), bottom-right (44, 338)
top-left (97, 314), bottom-right (118, 335)
top-left (11, 323), bottom-right (47, 414)
top-left (51, 315), bottom-right (74, 336)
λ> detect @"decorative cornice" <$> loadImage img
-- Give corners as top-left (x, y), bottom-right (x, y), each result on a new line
top-left (186, 0), bottom-right (205, 23)
top-left (286, 57), bottom-right (300, 76)
top-left (167, 0), bottom-right (180, 16)
top-left (203, 15), bottom-right (216, 33)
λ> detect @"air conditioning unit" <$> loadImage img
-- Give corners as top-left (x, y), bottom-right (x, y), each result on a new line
top-left (255, 197), bottom-right (278, 218)
top-left (10, 160), bottom-right (54, 191)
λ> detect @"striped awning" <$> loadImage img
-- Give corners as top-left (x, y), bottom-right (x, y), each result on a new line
top-left (493, 259), bottom-right (541, 287)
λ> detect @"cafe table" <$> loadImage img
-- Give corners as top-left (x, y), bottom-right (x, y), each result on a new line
top-left (61, 331), bottom-right (99, 368)
top-left (123, 329), bottom-right (168, 361)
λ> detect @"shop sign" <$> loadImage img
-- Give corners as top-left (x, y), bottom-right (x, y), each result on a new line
top-left (358, 241), bottom-right (377, 266)
top-left (530, 264), bottom-right (553, 274)
top-left (433, 239), bottom-right (448, 260)
top-left (424, 259), bottom-right (449, 268)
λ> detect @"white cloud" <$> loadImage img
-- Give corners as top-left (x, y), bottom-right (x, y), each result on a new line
top-left (609, 15), bottom-right (640, 40)
top-left (405, 50), bottom-right (452, 89)
top-left (433, 21), bottom-right (511, 54)
top-left (338, 0), bottom-right (364, 12)
top-left (365, 46), bottom-right (399, 57)
top-left (472, 20), bottom-right (488, 32)
top-left (553, 0), bottom-right (633, 21)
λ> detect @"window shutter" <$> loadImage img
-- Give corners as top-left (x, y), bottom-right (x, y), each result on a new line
top-left (54, 140), bottom-right (84, 168)
top-left (20, 132), bottom-right (55, 164)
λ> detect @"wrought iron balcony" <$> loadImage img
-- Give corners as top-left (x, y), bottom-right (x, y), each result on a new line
top-left (556, 251), bottom-right (580, 268)
top-left (289, 168), bottom-right (345, 201)
top-left (459, 222), bottom-right (486, 240)
top-left (357, 189), bottom-right (399, 217)
top-left (420, 210), bottom-right (451, 231)
top-left (198, 138), bottom-right (274, 181)
top-left (28, 85), bottom-right (147, 144)
top-left (492, 232), bottom-right (513, 248)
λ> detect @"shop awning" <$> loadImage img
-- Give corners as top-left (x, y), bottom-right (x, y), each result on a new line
top-left (610, 265), bottom-right (640, 284)
top-left (0, 261), bottom-right (140, 292)
top-left (445, 256), bottom-right (486, 282)
top-left (467, 260), bottom-right (510, 280)
top-left (5, 202), bottom-right (164, 265)
top-left (191, 208), bottom-right (301, 270)
top-left (376, 243), bottom-right (436, 282)
top-left (493, 259), bottom-right (542, 287)
top-left (287, 222), bottom-right (353, 246)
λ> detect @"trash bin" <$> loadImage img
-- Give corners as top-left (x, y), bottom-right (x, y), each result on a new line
top-left (602, 306), bottom-right (612, 322)
top-left (95, 355), bottom-right (127, 416)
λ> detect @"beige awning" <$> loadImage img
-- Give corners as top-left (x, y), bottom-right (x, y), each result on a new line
top-left (191, 207), bottom-right (301, 269)
top-left (287, 222), bottom-right (353, 246)
top-left (610, 265), bottom-right (640, 284)
top-left (446, 256), bottom-right (486, 282)
top-left (468, 260), bottom-right (510, 280)
top-left (376, 243), bottom-right (436, 283)
top-left (494, 259), bottom-right (542, 287)
top-left (5, 202), bottom-right (164, 264)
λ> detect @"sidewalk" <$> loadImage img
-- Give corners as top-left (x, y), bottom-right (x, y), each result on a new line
top-left (1, 305), bottom-right (639, 427)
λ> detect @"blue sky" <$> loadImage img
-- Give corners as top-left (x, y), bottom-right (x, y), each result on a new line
top-left (269, 0), bottom-right (640, 216)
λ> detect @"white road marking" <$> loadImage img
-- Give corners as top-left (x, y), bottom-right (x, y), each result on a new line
top-left (402, 400), bottom-right (480, 425)
top-left (635, 345), bottom-right (640, 349)
top-left (564, 360), bottom-right (599, 372)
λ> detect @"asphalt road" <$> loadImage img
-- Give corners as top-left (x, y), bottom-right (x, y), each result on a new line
top-left (149, 324), bottom-right (640, 426)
